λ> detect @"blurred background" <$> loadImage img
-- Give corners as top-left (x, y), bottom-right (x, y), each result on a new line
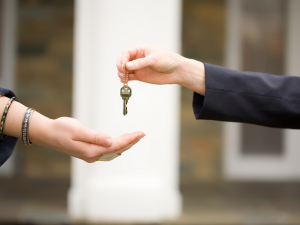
top-left (1, 0), bottom-right (300, 224)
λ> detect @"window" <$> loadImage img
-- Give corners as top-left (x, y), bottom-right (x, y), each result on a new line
top-left (241, 0), bottom-right (286, 155)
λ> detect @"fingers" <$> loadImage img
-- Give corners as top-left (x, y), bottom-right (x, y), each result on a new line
top-left (121, 49), bottom-right (132, 69)
top-left (118, 72), bottom-right (137, 82)
top-left (68, 140), bottom-right (105, 163)
top-left (113, 136), bottom-right (141, 154)
top-left (77, 126), bottom-right (113, 147)
top-left (121, 46), bottom-right (147, 67)
top-left (116, 57), bottom-right (122, 73)
top-left (71, 131), bottom-right (145, 163)
top-left (126, 56), bottom-right (155, 71)
top-left (111, 131), bottom-right (145, 154)
top-left (117, 46), bottom-right (148, 73)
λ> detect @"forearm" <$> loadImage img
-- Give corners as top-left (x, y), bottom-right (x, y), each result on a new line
top-left (0, 96), bottom-right (27, 138)
top-left (0, 96), bottom-right (53, 145)
top-left (193, 63), bottom-right (300, 129)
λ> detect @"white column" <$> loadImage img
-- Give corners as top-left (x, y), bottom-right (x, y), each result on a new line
top-left (68, 0), bottom-right (182, 223)
top-left (0, 0), bottom-right (17, 177)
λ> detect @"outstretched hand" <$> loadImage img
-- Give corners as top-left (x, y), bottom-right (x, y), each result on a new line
top-left (116, 46), bottom-right (206, 95)
top-left (30, 115), bottom-right (145, 163)
top-left (51, 117), bottom-right (145, 163)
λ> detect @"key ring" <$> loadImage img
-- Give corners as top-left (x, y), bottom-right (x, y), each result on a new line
top-left (123, 62), bottom-right (129, 88)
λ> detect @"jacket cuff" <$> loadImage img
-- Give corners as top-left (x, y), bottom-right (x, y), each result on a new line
top-left (192, 63), bottom-right (217, 120)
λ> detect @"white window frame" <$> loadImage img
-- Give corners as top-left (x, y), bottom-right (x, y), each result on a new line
top-left (223, 0), bottom-right (300, 181)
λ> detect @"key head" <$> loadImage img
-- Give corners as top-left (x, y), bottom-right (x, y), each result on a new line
top-left (120, 86), bottom-right (132, 98)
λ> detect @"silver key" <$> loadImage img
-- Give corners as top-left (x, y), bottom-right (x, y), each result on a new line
top-left (120, 86), bottom-right (132, 116)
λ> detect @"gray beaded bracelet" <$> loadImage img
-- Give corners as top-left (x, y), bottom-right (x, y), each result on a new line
top-left (22, 108), bottom-right (34, 146)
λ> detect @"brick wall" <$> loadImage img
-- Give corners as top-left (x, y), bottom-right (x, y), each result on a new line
top-left (180, 0), bottom-right (225, 183)
top-left (16, 0), bottom-right (74, 178)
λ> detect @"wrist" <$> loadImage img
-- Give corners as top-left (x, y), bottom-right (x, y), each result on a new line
top-left (28, 111), bottom-right (55, 147)
top-left (179, 57), bottom-right (206, 95)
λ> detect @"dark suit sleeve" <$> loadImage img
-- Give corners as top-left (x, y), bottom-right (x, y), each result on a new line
top-left (193, 63), bottom-right (300, 129)
top-left (0, 87), bottom-right (18, 167)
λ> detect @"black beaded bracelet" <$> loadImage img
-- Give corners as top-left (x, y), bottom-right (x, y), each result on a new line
top-left (0, 97), bottom-right (16, 140)
top-left (22, 108), bottom-right (35, 146)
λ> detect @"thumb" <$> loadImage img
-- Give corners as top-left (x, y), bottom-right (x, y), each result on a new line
top-left (126, 56), bottom-right (155, 70)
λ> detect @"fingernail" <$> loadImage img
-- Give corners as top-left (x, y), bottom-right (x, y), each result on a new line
top-left (140, 133), bottom-right (145, 138)
top-left (127, 62), bottom-right (133, 68)
top-left (104, 138), bottom-right (112, 146)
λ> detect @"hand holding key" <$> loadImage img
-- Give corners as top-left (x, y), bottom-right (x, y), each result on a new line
top-left (116, 46), bottom-right (206, 96)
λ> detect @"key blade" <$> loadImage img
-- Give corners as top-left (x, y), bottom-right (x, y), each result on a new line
top-left (123, 100), bottom-right (126, 116)
top-left (125, 99), bottom-right (128, 115)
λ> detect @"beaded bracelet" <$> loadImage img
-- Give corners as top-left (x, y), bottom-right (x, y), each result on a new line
top-left (0, 97), bottom-right (16, 140)
top-left (22, 108), bottom-right (35, 146)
